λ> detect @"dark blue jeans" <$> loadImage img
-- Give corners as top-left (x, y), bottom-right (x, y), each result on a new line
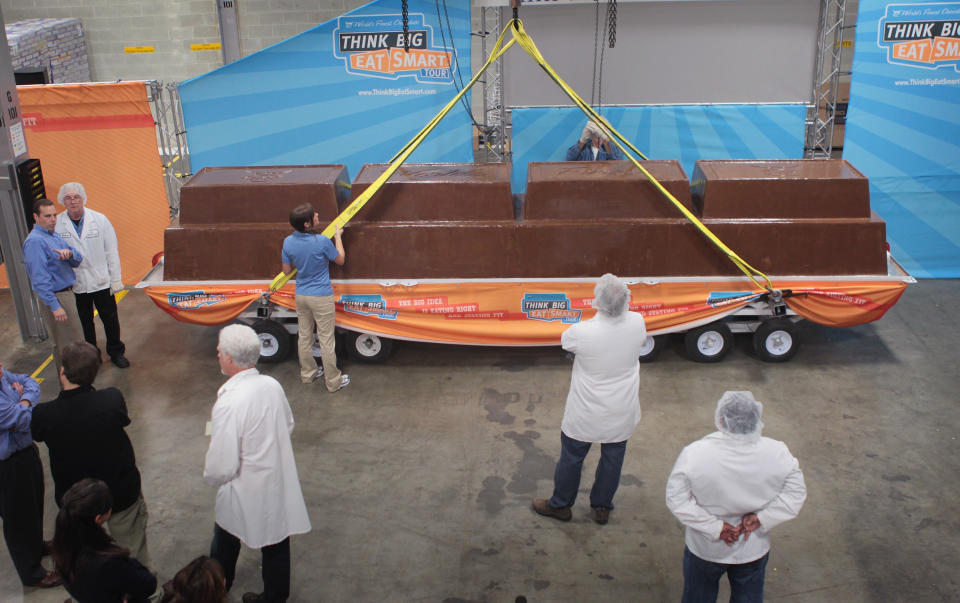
top-left (210, 523), bottom-right (290, 602)
top-left (548, 432), bottom-right (627, 510)
top-left (682, 546), bottom-right (768, 603)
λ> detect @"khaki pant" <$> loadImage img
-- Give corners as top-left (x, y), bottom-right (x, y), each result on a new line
top-left (295, 293), bottom-right (343, 391)
top-left (39, 289), bottom-right (83, 374)
top-left (107, 494), bottom-right (150, 567)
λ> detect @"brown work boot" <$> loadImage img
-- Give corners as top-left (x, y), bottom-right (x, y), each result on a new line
top-left (532, 498), bottom-right (572, 521)
top-left (592, 507), bottom-right (610, 525)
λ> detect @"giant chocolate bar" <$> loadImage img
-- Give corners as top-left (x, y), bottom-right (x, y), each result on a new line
top-left (525, 160), bottom-right (694, 220)
top-left (179, 165), bottom-right (350, 225)
top-left (691, 159), bottom-right (870, 218)
top-left (349, 163), bottom-right (513, 222)
top-left (165, 216), bottom-right (886, 280)
top-left (163, 160), bottom-right (889, 281)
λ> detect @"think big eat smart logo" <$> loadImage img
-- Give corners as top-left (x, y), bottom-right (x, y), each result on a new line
top-left (878, 3), bottom-right (960, 70)
top-left (333, 13), bottom-right (455, 83)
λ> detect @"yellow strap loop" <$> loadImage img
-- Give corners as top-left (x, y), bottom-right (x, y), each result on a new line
top-left (272, 18), bottom-right (773, 294)
top-left (270, 26), bottom-right (517, 291)
top-left (507, 20), bottom-right (773, 292)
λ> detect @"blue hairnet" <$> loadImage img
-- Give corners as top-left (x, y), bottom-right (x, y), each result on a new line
top-left (593, 273), bottom-right (630, 317)
top-left (715, 391), bottom-right (764, 440)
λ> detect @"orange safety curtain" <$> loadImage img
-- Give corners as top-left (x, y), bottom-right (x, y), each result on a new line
top-left (1, 82), bottom-right (168, 289)
top-left (145, 278), bottom-right (909, 345)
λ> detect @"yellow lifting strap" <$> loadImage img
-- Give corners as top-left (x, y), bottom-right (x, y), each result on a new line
top-left (270, 26), bottom-right (519, 292)
top-left (271, 18), bottom-right (774, 294)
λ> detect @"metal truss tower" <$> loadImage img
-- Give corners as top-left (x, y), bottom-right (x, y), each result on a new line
top-left (806, 0), bottom-right (849, 158)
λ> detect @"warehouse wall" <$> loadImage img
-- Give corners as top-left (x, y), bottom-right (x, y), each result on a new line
top-left (501, 0), bottom-right (821, 105)
top-left (0, 0), bottom-right (368, 83)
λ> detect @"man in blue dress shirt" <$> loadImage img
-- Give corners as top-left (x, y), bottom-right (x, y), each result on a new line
top-left (22, 198), bottom-right (84, 373)
top-left (0, 362), bottom-right (62, 588)
top-left (281, 203), bottom-right (349, 392)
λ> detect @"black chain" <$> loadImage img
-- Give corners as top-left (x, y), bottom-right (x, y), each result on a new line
top-left (402, 0), bottom-right (410, 52)
top-left (606, 0), bottom-right (617, 48)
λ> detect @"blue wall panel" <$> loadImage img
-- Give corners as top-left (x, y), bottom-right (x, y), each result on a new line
top-left (179, 0), bottom-right (473, 183)
top-left (844, 1), bottom-right (960, 277)
top-left (510, 104), bottom-right (807, 193)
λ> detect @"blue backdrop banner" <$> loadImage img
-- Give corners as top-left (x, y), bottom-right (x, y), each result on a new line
top-left (844, 1), bottom-right (960, 277)
top-left (179, 0), bottom-right (473, 183)
top-left (510, 104), bottom-right (807, 193)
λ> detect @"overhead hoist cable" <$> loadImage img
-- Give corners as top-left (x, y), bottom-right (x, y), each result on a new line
top-left (271, 19), bottom-right (773, 294)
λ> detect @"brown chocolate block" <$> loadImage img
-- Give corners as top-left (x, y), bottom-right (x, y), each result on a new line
top-left (524, 161), bottom-right (694, 220)
top-left (349, 163), bottom-right (513, 222)
top-left (179, 165), bottom-right (350, 225)
top-left (163, 160), bottom-right (887, 282)
top-left (334, 216), bottom-right (886, 280)
top-left (691, 159), bottom-right (870, 219)
top-left (336, 221), bottom-right (523, 279)
top-left (165, 215), bottom-right (887, 281)
top-left (164, 221), bottom-right (290, 280)
top-left (701, 214), bottom-right (887, 275)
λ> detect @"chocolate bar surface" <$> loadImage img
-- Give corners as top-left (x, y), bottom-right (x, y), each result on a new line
top-left (349, 163), bottom-right (513, 222)
top-left (691, 159), bottom-right (870, 219)
top-left (179, 165), bottom-right (349, 225)
top-left (163, 160), bottom-right (889, 281)
top-left (525, 160), bottom-right (694, 220)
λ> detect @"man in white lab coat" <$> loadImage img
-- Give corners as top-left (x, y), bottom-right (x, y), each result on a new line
top-left (204, 324), bottom-right (311, 603)
top-left (666, 391), bottom-right (807, 602)
top-left (54, 182), bottom-right (129, 368)
top-left (532, 273), bottom-right (647, 525)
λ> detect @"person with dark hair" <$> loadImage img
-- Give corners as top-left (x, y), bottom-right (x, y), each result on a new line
top-left (281, 202), bottom-right (349, 391)
top-left (0, 361), bottom-right (61, 588)
top-left (32, 341), bottom-right (152, 568)
top-left (22, 197), bottom-right (84, 373)
top-left (54, 182), bottom-right (130, 368)
top-left (52, 478), bottom-right (156, 602)
top-left (532, 274), bottom-right (647, 525)
top-left (160, 556), bottom-right (228, 603)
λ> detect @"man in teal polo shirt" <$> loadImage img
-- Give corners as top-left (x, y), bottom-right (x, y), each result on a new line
top-left (281, 203), bottom-right (349, 392)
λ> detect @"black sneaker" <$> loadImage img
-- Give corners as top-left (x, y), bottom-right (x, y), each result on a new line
top-left (111, 355), bottom-right (130, 368)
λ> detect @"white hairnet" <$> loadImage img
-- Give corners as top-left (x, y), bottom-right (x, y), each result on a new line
top-left (715, 391), bottom-right (764, 441)
top-left (57, 182), bottom-right (87, 206)
top-left (593, 273), bottom-right (630, 317)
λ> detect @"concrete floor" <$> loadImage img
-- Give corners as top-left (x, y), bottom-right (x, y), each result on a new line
top-left (0, 280), bottom-right (958, 602)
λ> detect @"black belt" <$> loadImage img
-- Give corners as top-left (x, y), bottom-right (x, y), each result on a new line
top-left (55, 286), bottom-right (73, 293)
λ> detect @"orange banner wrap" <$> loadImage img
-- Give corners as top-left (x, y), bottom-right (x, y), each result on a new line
top-left (1, 82), bottom-right (169, 289)
top-left (145, 278), bottom-right (909, 344)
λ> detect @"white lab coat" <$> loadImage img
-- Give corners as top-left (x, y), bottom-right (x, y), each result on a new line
top-left (666, 432), bottom-right (807, 564)
top-left (204, 368), bottom-right (311, 548)
top-left (55, 208), bottom-right (122, 294)
top-left (560, 311), bottom-right (647, 443)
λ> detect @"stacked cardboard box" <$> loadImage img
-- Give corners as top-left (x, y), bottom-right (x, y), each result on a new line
top-left (6, 18), bottom-right (91, 83)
